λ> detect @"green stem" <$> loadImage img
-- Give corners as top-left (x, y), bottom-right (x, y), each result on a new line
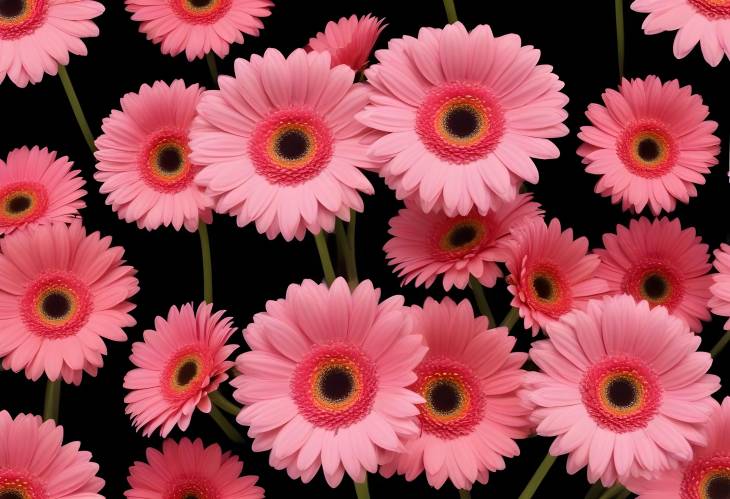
top-left (442, 0), bottom-right (458, 23)
top-left (209, 390), bottom-right (240, 417)
top-left (335, 219), bottom-right (359, 288)
top-left (57, 66), bottom-right (96, 153)
top-left (518, 453), bottom-right (557, 499)
top-left (198, 222), bottom-right (213, 304)
top-left (468, 276), bottom-right (495, 328)
top-left (616, 490), bottom-right (632, 499)
top-left (458, 489), bottom-right (472, 499)
top-left (500, 307), bottom-right (521, 330)
top-left (43, 379), bottom-right (61, 422)
top-left (711, 330), bottom-right (730, 358)
top-left (347, 210), bottom-right (357, 269)
top-left (209, 405), bottom-right (244, 444)
top-left (615, 0), bottom-right (625, 80)
top-left (354, 477), bottom-right (370, 499)
top-left (585, 482), bottom-right (606, 499)
top-left (598, 485), bottom-right (627, 499)
top-left (314, 232), bottom-right (336, 286)
top-left (206, 52), bottom-right (219, 85)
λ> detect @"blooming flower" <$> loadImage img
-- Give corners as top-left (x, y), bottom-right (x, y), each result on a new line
top-left (306, 14), bottom-right (385, 71)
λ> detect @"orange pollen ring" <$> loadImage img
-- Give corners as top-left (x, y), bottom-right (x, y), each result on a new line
top-left (422, 374), bottom-right (470, 422)
top-left (700, 468), bottom-right (730, 499)
top-left (0, 0), bottom-right (31, 24)
top-left (598, 372), bottom-right (645, 415)
top-left (266, 124), bottom-right (316, 170)
top-left (148, 141), bottom-right (189, 181)
top-left (530, 271), bottom-right (560, 303)
top-left (310, 359), bottom-right (361, 412)
top-left (34, 286), bottom-right (77, 326)
top-left (170, 354), bottom-right (203, 392)
top-left (439, 219), bottom-right (485, 252)
top-left (181, 0), bottom-right (221, 14)
top-left (435, 98), bottom-right (488, 146)
top-left (2, 190), bottom-right (36, 218)
top-left (631, 131), bottom-right (669, 167)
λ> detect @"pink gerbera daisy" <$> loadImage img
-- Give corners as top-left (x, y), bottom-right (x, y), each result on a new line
top-left (125, 0), bottom-right (273, 61)
top-left (632, 0), bottom-right (730, 66)
top-left (95, 80), bottom-right (213, 232)
top-left (505, 218), bottom-right (608, 335)
top-left (126, 438), bottom-right (264, 499)
top-left (0, 410), bottom-right (104, 498)
top-left (523, 295), bottom-right (720, 486)
top-left (381, 298), bottom-right (530, 490)
top-left (0, 0), bottom-right (104, 87)
top-left (0, 221), bottom-right (138, 384)
top-left (625, 396), bottom-right (730, 499)
top-left (384, 192), bottom-right (542, 290)
top-left (0, 145), bottom-right (85, 235)
top-left (709, 244), bottom-right (730, 329)
top-left (578, 76), bottom-right (720, 215)
top-left (190, 48), bottom-right (376, 241)
top-left (306, 14), bottom-right (385, 71)
top-left (232, 277), bottom-right (427, 487)
top-left (596, 217), bottom-right (712, 332)
top-left (124, 302), bottom-right (237, 437)
top-left (357, 22), bottom-right (568, 216)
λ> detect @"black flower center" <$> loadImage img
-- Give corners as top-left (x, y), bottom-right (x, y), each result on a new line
top-left (706, 475), bottom-right (730, 499)
top-left (277, 130), bottom-right (310, 161)
top-left (444, 106), bottom-right (479, 139)
top-left (642, 273), bottom-right (667, 300)
top-left (429, 380), bottom-right (460, 415)
top-left (449, 224), bottom-right (478, 248)
top-left (533, 275), bottom-right (554, 301)
top-left (42, 291), bottom-right (71, 320)
top-left (637, 137), bottom-right (660, 162)
top-left (0, 491), bottom-right (24, 499)
top-left (157, 146), bottom-right (184, 174)
top-left (0, 0), bottom-right (25, 19)
top-left (6, 194), bottom-right (31, 214)
top-left (182, 494), bottom-right (200, 499)
top-left (176, 360), bottom-right (199, 387)
top-left (607, 377), bottom-right (637, 408)
top-left (319, 366), bottom-right (354, 403)
top-left (188, 0), bottom-right (213, 8)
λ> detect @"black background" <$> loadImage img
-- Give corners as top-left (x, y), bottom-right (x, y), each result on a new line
top-left (1, 1), bottom-right (728, 497)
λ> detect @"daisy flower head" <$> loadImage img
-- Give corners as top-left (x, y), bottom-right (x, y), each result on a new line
top-left (0, 145), bottom-right (85, 235)
top-left (125, 0), bottom-right (273, 61)
top-left (95, 79), bottom-right (213, 232)
top-left (596, 217), bottom-right (712, 332)
top-left (578, 76), bottom-right (720, 215)
top-left (632, 0), bottom-right (730, 66)
top-left (0, 0), bottom-right (104, 87)
top-left (0, 221), bottom-right (138, 384)
top-left (709, 243), bottom-right (730, 330)
top-left (357, 21), bottom-right (569, 216)
top-left (523, 295), bottom-right (720, 486)
top-left (381, 297), bottom-right (530, 490)
top-left (306, 14), bottom-right (386, 71)
top-left (125, 438), bottom-right (264, 499)
top-left (124, 302), bottom-right (238, 437)
top-left (384, 192), bottom-right (542, 290)
top-left (232, 277), bottom-right (427, 487)
top-left (0, 411), bottom-right (104, 498)
top-left (505, 217), bottom-right (609, 335)
top-left (190, 48), bottom-right (377, 241)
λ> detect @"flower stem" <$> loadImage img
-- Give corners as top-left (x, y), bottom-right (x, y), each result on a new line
top-left (518, 453), bottom-right (557, 499)
top-left (442, 0), bottom-right (458, 23)
top-left (500, 307), bottom-right (521, 330)
top-left (210, 390), bottom-right (240, 417)
top-left (585, 482), bottom-right (606, 499)
top-left (198, 221), bottom-right (213, 304)
top-left (43, 379), bottom-right (61, 422)
top-left (57, 65), bottom-right (96, 153)
top-left (615, 0), bottom-right (625, 80)
top-left (616, 490), bottom-right (632, 499)
top-left (354, 477), bottom-right (370, 499)
top-left (598, 485), bottom-right (627, 499)
top-left (209, 405), bottom-right (244, 444)
top-left (468, 276), bottom-right (495, 328)
top-left (458, 489), bottom-right (472, 499)
top-left (206, 52), bottom-right (219, 86)
top-left (347, 210), bottom-right (357, 269)
top-left (335, 219), bottom-right (359, 288)
top-left (711, 330), bottom-right (730, 358)
top-left (314, 232), bottom-right (336, 286)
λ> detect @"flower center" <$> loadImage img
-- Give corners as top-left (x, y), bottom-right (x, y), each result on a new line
top-left (532, 275), bottom-right (555, 301)
top-left (680, 454), bottom-right (730, 499)
top-left (623, 260), bottom-right (683, 310)
top-left (0, 470), bottom-right (46, 499)
top-left (438, 218), bottom-right (486, 255)
top-left (21, 272), bottom-right (92, 339)
top-left (0, 182), bottom-right (48, 229)
top-left (250, 109), bottom-right (334, 186)
top-left (414, 358), bottom-right (484, 439)
top-left (618, 120), bottom-right (677, 178)
top-left (166, 477), bottom-right (218, 499)
top-left (6, 194), bottom-right (31, 214)
top-left (581, 356), bottom-right (662, 432)
top-left (141, 131), bottom-right (195, 193)
top-left (689, 0), bottom-right (730, 18)
top-left (416, 82), bottom-right (505, 164)
top-left (292, 343), bottom-right (377, 430)
top-left (172, 0), bottom-right (231, 24)
top-left (163, 348), bottom-right (209, 399)
top-left (522, 263), bottom-right (571, 318)
top-left (175, 359), bottom-right (199, 387)
top-left (0, 0), bottom-right (46, 39)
